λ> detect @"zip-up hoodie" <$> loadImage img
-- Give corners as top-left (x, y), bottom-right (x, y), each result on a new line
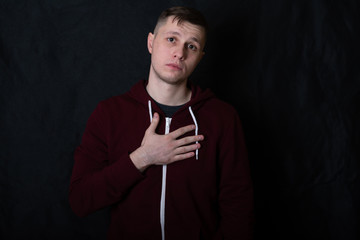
top-left (69, 80), bottom-right (254, 240)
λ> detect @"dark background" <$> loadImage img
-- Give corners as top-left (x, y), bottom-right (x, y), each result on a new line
top-left (1, 0), bottom-right (359, 239)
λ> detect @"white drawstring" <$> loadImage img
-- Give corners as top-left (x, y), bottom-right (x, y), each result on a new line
top-left (188, 106), bottom-right (199, 160)
top-left (148, 100), bottom-right (153, 122)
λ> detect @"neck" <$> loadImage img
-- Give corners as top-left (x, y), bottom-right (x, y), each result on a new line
top-left (146, 78), bottom-right (191, 106)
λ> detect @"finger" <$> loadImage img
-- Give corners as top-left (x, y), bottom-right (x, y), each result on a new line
top-left (174, 143), bottom-right (201, 155)
top-left (170, 124), bottom-right (196, 139)
top-left (175, 135), bottom-right (204, 147)
top-left (171, 152), bottom-right (196, 163)
top-left (147, 112), bottom-right (159, 133)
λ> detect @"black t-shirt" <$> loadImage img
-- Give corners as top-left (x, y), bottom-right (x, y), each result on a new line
top-left (155, 101), bottom-right (184, 118)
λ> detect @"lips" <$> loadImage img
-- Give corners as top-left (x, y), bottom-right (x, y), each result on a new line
top-left (166, 63), bottom-right (183, 70)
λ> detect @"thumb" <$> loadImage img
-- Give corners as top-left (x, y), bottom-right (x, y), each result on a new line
top-left (147, 112), bottom-right (159, 133)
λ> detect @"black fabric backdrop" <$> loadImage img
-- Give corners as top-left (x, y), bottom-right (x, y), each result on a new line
top-left (1, 0), bottom-right (359, 239)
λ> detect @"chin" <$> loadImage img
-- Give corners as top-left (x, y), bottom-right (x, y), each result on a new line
top-left (162, 77), bottom-right (188, 86)
top-left (152, 67), bottom-right (188, 85)
top-left (157, 73), bottom-right (186, 84)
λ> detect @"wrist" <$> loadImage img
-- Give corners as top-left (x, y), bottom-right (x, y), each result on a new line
top-left (130, 147), bottom-right (150, 172)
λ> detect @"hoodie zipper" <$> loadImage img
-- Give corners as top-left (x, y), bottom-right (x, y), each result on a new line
top-left (160, 117), bottom-right (171, 240)
top-left (147, 100), bottom-right (199, 239)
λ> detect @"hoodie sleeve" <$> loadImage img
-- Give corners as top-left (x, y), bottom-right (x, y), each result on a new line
top-left (217, 109), bottom-right (254, 239)
top-left (69, 102), bottom-right (145, 217)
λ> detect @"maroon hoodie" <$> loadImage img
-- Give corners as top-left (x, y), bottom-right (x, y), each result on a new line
top-left (69, 80), bottom-right (254, 240)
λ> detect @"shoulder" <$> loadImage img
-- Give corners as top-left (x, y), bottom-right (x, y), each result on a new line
top-left (86, 94), bottom-right (138, 125)
top-left (208, 97), bottom-right (237, 113)
top-left (96, 92), bottom-right (139, 113)
top-left (97, 80), bottom-right (148, 111)
top-left (201, 97), bottom-right (239, 120)
top-left (191, 85), bottom-right (237, 116)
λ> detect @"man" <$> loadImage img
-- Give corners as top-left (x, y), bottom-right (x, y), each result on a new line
top-left (69, 6), bottom-right (254, 240)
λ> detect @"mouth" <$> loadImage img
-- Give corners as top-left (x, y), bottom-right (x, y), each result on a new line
top-left (166, 63), bottom-right (183, 71)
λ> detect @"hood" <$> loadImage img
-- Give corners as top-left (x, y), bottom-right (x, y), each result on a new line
top-left (127, 80), bottom-right (215, 113)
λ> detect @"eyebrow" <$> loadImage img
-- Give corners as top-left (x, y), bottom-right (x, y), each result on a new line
top-left (164, 31), bottom-right (201, 44)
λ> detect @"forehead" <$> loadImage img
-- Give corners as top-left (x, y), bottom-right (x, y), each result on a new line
top-left (157, 17), bottom-right (206, 44)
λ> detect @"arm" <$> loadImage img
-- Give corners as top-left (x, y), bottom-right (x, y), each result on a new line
top-left (218, 112), bottom-right (254, 239)
top-left (69, 103), bottom-right (145, 217)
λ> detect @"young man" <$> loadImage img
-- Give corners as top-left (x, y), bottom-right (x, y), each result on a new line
top-left (69, 6), bottom-right (254, 240)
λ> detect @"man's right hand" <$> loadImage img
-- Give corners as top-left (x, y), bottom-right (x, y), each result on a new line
top-left (130, 112), bottom-right (204, 172)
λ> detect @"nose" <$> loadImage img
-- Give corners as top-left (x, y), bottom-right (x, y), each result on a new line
top-left (173, 45), bottom-right (186, 60)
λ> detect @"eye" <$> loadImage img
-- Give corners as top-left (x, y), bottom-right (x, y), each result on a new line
top-left (188, 44), bottom-right (198, 51)
top-left (167, 37), bottom-right (175, 43)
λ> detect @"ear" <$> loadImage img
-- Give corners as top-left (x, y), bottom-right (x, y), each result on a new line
top-left (147, 32), bottom-right (154, 54)
top-left (198, 51), bottom-right (205, 62)
top-left (201, 51), bottom-right (205, 59)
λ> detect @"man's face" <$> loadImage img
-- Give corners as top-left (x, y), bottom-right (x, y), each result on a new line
top-left (147, 17), bottom-right (205, 86)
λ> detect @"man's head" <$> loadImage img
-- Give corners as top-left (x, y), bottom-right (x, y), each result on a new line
top-left (147, 6), bottom-right (208, 86)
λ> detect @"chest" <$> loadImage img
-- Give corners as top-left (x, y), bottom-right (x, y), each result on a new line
top-left (106, 113), bottom-right (220, 185)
